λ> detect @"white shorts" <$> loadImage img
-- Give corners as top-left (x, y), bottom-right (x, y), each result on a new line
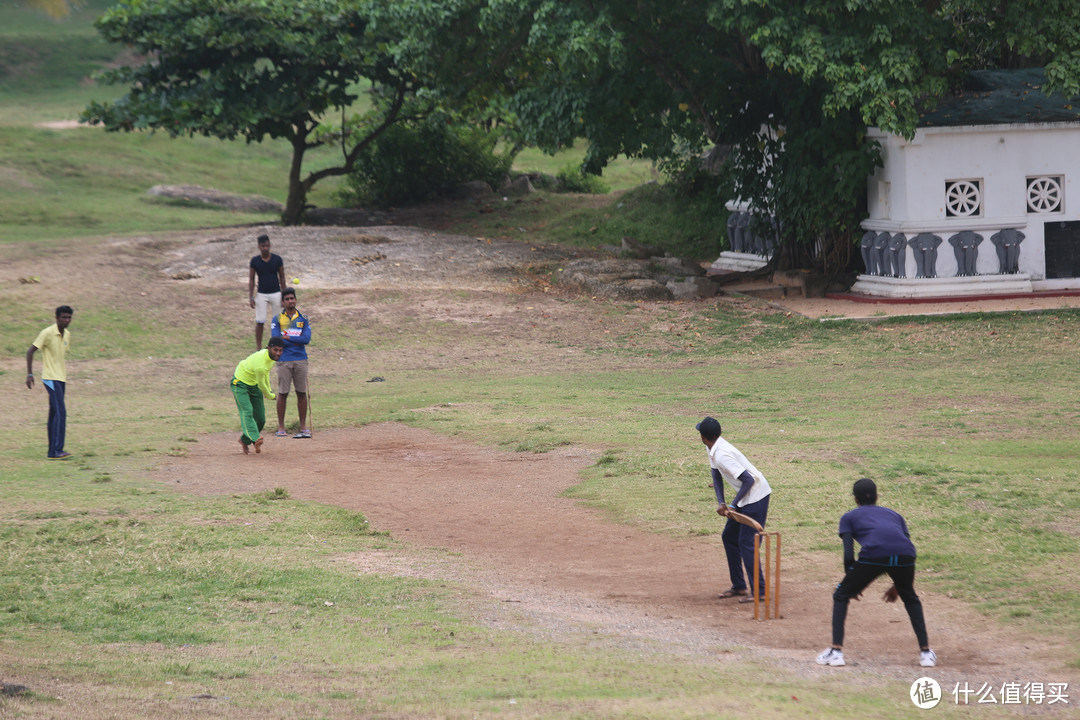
top-left (254, 292), bottom-right (282, 324)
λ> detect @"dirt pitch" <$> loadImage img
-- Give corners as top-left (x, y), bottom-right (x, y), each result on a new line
top-left (158, 422), bottom-right (1075, 690)
top-left (8, 218), bottom-right (1080, 708)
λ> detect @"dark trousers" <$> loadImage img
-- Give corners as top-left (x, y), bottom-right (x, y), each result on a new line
top-left (721, 494), bottom-right (769, 594)
top-left (831, 557), bottom-right (928, 648)
top-left (44, 380), bottom-right (67, 457)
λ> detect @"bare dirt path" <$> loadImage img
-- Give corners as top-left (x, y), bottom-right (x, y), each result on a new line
top-left (154, 423), bottom-right (1078, 690)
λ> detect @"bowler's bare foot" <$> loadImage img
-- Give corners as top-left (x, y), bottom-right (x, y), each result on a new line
top-left (239, 437), bottom-right (250, 455)
top-left (253, 437), bottom-right (264, 454)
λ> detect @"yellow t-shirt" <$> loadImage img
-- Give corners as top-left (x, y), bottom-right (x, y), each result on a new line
top-left (33, 324), bottom-right (70, 382)
top-left (232, 349), bottom-right (276, 399)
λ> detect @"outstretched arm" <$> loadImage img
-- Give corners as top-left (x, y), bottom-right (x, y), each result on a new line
top-left (257, 368), bottom-right (276, 401)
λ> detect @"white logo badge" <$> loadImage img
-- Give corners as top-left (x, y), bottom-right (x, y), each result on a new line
top-left (911, 677), bottom-right (942, 709)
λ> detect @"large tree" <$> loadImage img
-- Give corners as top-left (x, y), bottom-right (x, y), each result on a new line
top-left (472, 0), bottom-right (1080, 270)
top-left (81, 0), bottom-right (440, 225)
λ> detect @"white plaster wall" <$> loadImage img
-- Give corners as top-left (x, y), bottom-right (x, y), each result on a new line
top-left (864, 122), bottom-right (1080, 281)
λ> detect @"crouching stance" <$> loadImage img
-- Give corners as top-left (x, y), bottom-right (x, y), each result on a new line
top-left (696, 416), bottom-right (772, 602)
top-left (817, 478), bottom-right (936, 668)
top-left (232, 338), bottom-right (284, 454)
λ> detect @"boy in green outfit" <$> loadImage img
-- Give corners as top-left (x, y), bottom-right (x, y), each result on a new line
top-left (231, 338), bottom-right (284, 454)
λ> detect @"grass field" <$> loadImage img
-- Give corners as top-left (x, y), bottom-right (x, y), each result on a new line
top-left (6, 242), bottom-right (1079, 717)
top-left (3, 3), bottom-right (1079, 718)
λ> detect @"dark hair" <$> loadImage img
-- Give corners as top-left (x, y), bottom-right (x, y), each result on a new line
top-left (55, 305), bottom-right (74, 317)
top-left (281, 287), bottom-right (296, 299)
top-left (853, 478), bottom-right (877, 506)
top-left (695, 416), bottom-right (722, 441)
top-left (267, 337), bottom-right (285, 349)
top-left (257, 234), bottom-right (270, 244)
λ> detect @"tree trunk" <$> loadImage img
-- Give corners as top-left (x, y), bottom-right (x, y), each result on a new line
top-left (282, 131), bottom-right (310, 226)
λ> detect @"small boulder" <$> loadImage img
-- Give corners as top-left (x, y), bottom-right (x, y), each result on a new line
top-left (667, 276), bottom-right (719, 300)
top-left (651, 256), bottom-right (707, 276)
top-left (503, 174), bottom-right (535, 197)
top-left (146, 185), bottom-right (282, 213)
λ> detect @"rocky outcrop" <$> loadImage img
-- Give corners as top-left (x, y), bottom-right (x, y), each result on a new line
top-left (146, 184), bottom-right (283, 213)
top-left (302, 207), bottom-right (392, 226)
top-left (559, 257), bottom-right (718, 301)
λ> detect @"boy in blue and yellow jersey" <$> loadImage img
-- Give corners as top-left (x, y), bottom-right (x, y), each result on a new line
top-left (231, 338), bottom-right (284, 454)
top-left (270, 288), bottom-right (312, 438)
top-left (26, 305), bottom-right (74, 459)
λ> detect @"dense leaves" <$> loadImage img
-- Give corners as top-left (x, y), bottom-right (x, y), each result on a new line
top-left (81, 0), bottom-right (1080, 259)
top-left (469, 0), bottom-right (1080, 270)
top-left (940, 0), bottom-right (1080, 99)
top-left (339, 113), bottom-right (515, 207)
top-left (82, 0), bottom-right (431, 224)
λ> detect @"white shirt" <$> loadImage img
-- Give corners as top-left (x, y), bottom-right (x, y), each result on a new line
top-left (707, 436), bottom-right (772, 507)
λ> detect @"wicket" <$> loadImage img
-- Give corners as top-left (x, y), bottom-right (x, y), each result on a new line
top-left (752, 531), bottom-right (781, 620)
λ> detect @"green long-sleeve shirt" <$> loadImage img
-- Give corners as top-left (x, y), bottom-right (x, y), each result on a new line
top-left (232, 349), bottom-right (276, 399)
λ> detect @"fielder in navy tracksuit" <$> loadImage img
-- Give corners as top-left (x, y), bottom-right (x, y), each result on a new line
top-left (816, 478), bottom-right (936, 668)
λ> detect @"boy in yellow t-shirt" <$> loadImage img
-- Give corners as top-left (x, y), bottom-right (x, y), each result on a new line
top-left (231, 338), bottom-right (284, 454)
top-left (26, 306), bottom-right (74, 459)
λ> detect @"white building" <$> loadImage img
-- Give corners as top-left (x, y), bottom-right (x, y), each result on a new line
top-left (853, 69), bottom-right (1080, 298)
top-left (713, 70), bottom-right (1080, 298)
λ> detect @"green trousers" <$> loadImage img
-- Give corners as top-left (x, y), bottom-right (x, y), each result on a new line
top-left (231, 379), bottom-right (265, 445)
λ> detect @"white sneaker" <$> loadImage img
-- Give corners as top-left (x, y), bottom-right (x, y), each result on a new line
top-left (816, 648), bottom-right (845, 666)
top-left (920, 649), bottom-right (937, 667)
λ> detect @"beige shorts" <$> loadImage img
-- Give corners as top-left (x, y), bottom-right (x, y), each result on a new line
top-left (277, 360), bottom-right (308, 394)
top-left (254, 291), bottom-right (282, 324)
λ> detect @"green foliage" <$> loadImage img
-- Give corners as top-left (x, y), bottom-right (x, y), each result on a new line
top-left (467, 0), bottom-right (1080, 272)
top-left (939, 0), bottom-right (1080, 98)
top-left (81, 0), bottom-right (424, 224)
top-left (721, 106), bottom-right (882, 271)
top-left (554, 163), bottom-right (610, 194)
top-left (338, 112), bottom-right (515, 207)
